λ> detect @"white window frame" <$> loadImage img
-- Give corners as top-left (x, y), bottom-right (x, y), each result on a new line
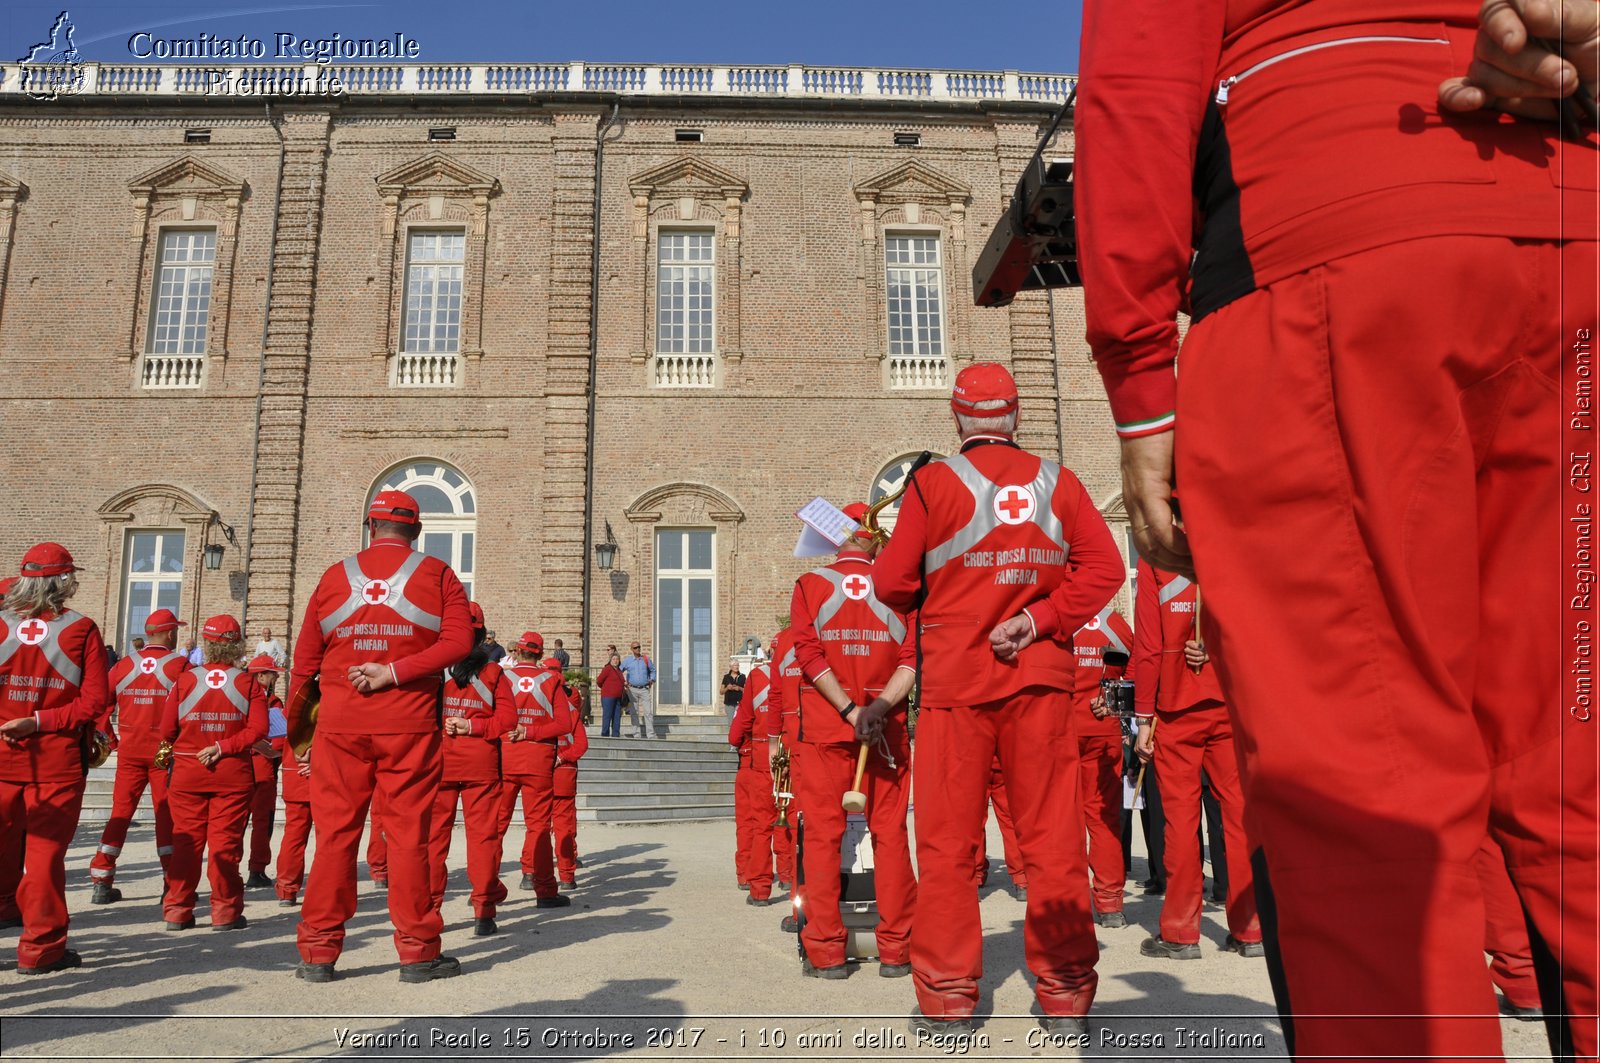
top-left (119, 529), bottom-right (186, 654)
top-left (654, 527), bottom-right (717, 707)
top-left (653, 229), bottom-right (717, 388)
top-left (140, 228), bottom-right (216, 389)
top-left (884, 231), bottom-right (949, 389)
top-left (369, 461), bottom-right (477, 598)
top-left (394, 228), bottom-right (466, 388)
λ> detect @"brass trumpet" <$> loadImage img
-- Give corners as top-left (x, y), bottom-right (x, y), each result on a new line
top-left (771, 743), bottom-right (794, 829)
top-left (859, 481), bottom-right (908, 549)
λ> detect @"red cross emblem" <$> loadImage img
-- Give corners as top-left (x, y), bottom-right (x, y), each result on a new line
top-left (361, 579), bottom-right (391, 606)
top-left (842, 574), bottom-right (871, 601)
top-left (993, 485), bottom-right (1037, 526)
top-left (205, 669), bottom-right (229, 690)
top-left (517, 675), bottom-right (536, 694)
top-left (140, 656), bottom-right (159, 675)
top-left (1085, 614), bottom-right (1102, 631)
top-left (16, 619), bottom-right (47, 646)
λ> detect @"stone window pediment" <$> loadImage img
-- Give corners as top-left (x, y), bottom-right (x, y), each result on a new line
top-left (0, 173), bottom-right (24, 332)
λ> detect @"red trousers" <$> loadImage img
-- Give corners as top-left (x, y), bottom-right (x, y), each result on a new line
top-left (1475, 836), bottom-right (1540, 1011)
top-left (1078, 735), bottom-right (1123, 912)
top-left (164, 785), bottom-right (250, 925)
top-left (275, 800), bottom-right (312, 901)
top-left (793, 739), bottom-right (915, 969)
top-left (1152, 704), bottom-right (1257, 945)
top-left (975, 755), bottom-right (1026, 888)
top-left (553, 763), bottom-right (578, 879)
top-left (297, 730), bottom-right (444, 966)
top-left (429, 779), bottom-right (508, 918)
top-left (90, 754), bottom-right (172, 884)
top-left (498, 771), bottom-right (557, 898)
top-left (0, 779), bottom-right (84, 969)
top-left (367, 803), bottom-right (387, 881)
top-left (1181, 236), bottom-right (1599, 1059)
top-left (735, 763), bottom-right (780, 898)
top-left (0, 826), bottom-right (22, 920)
top-left (912, 692), bottom-right (1096, 1020)
top-left (246, 770), bottom-right (277, 873)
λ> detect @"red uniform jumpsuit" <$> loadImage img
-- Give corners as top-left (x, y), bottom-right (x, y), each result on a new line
top-left (159, 664), bottom-right (267, 926)
top-left (245, 698), bottom-right (284, 878)
top-left (366, 802), bottom-right (387, 884)
top-left (1079, 3), bottom-right (1599, 1056)
top-left (275, 741), bottom-right (312, 904)
top-left (974, 757), bottom-right (1024, 890)
top-left (1133, 561), bottom-right (1258, 947)
top-left (0, 608), bottom-right (109, 969)
top-left (1475, 836), bottom-right (1541, 1013)
top-left (1073, 608), bottom-right (1133, 915)
top-left (766, 629), bottom-right (800, 892)
top-left (431, 661), bottom-right (517, 919)
top-left (289, 537), bottom-right (473, 966)
top-left (496, 662), bottom-right (573, 899)
top-left (553, 709), bottom-right (586, 883)
top-left (729, 663), bottom-right (779, 898)
top-left (789, 547), bottom-right (918, 971)
top-left (874, 436), bottom-right (1124, 1021)
top-left (91, 645), bottom-right (187, 887)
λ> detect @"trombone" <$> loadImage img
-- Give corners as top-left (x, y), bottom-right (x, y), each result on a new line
top-left (771, 742), bottom-right (794, 829)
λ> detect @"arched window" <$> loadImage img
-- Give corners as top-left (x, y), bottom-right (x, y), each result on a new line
top-left (369, 461), bottom-right (477, 598)
top-left (868, 452), bottom-right (944, 534)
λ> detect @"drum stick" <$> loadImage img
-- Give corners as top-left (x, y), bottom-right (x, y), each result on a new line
top-left (842, 742), bottom-right (870, 812)
top-left (1134, 717), bottom-right (1158, 794)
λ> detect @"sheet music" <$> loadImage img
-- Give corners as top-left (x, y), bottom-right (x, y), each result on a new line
top-left (796, 496), bottom-right (859, 547)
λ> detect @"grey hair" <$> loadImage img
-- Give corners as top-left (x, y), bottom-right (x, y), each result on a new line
top-left (3, 574), bottom-right (79, 618)
top-left (954, 397), bottom-right (1018, 437)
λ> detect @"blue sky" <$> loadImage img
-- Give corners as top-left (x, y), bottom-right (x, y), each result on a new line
top-left (3, 1), bottom-right (1083, 73)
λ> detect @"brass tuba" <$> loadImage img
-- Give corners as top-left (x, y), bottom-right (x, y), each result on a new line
top-left (85, 729), bottom-right (113, 769)
top-left (285, 676), bottom-right (321, 758)
top-left (152, 740), bottom-right (175, 771)
top-left (771, 743), bottom-right (794, 829)
top-left (859, 482), bottom-right (908, 550)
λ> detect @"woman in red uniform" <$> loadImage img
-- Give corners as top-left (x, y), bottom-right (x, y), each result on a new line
top-left (243, 655), bottom-right (284, 889)
top-left (275, 737), bottom-right (313, 908)
top-left (550, 661), bottom-right (587, 890)
top-left (159, 615), bottom-right (267, 931)
top-left (431, 603), bottom-right (518, 937)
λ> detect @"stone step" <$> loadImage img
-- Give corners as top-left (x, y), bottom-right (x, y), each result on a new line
top-left (578, 801), bottom-right (734, 824)
top-left (577, 786), bottom-right (733, 807)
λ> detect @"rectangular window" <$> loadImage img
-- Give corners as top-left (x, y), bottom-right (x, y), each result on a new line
top-left (121, 530), bottom-right (185, 654)
top-left (656, 232), bottom-right (715, 355)
top-left (147, 230), bottom-right (216, 356)
top-left (402, 230), bottom-right (465, 354)
top-left (885, 234), bottom-right (949, 388)
top-left (655, 528), bottom-right (715, 706)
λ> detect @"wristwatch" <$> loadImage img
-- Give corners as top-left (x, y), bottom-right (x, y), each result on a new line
top-left (838, 700), bottom-right (857, 721)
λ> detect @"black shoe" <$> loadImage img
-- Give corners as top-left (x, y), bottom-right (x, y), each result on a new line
top-left (535, 895), bottom-right (571, 909)
top-left (246, 871), bottom-right (273, 889)
top-left (575, 858), bottom-right (584, 869)
top-left (801, 956), bottom-right (849, 980)
top-left (1498, 997), bottom-right (1544, 1022)
top-left (737, 881), bottom-right (750, 891)
top-left (1094, 910), bottom-right (1127, 928)
top-left (780, 915), bottom-right (799, 934)
top-left (559, 877), bottom-right (577, 890)
top-left (399, 955), bottom-right (461, 983)
top-left (164, 918), bottom-right (195, 932)
top-left (212, 916), bottom-right (249, 931)
top-left (746, 894), bottom-right (775, 907)
top-left (373, 878), bottom-right (388, 891)
top-left (909, 1009), bottom-right (974, 1038)
top-left (775, 881), bottom-right (790, 893)
top-left (278, 897), bottom-right (297, 908)
top-left (518, 874), bottom-right (534, 891)
top-left (473, 917), bottom-right (497, 937)
top-left (295, 961), bottom-right (336, 983)
top-left (1013, 885), bottom-right (1028, 902)
top-left (1139, 935), bottom-right (1200, 960)
top-left (1142, 880), bottom-right (1166, 896)
top-left (1038, 1015), bottom-right (1089, 1037)
top-left (91, 883), bottom-right (121, 905)
top-left (880, 962), bottom-right (912, 978)
top-left (17, 949), bottom-right (81, 975)
top-left (1222, 934), bottom-right (1264, 958)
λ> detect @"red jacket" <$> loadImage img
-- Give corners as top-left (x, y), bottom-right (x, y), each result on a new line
top-left (252, 695), bottom-right (286, 784)
top-left (289, 537), bottom-right (473, 737)
top-left (875, 438), bottom-right (1125, 706)
top-left (790, 550), bottom-right (916, 746)
top-left (161, 664), bottom-right (269, 793)
top-left (0, 608), bottom-right (110, 783)
top-left (501, 661), bottom-right (573, 776)
top-left (281, 742), bottom-right (311, 804)
top-left (596, 663), bottom-right (625, 699)
top-left (1073, 607), bottom-right (1135, 738)
top-left (441, 659), bottom-right (518, 783)
top-left (557, 715), bottom-right (588, 767)
top-left (107, 644), bottom-right (189, 761)
top-left (1133, 559), bottom-right (1225, 717)
top-left (729, 662), bottom-right (774, 771)
top-left (1078, 0), bottom-right (1597, 439)
top-left (765, 628), bottom-right (801, 745)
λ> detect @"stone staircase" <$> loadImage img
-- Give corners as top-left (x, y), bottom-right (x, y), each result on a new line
top-left (79, 712), bottom-right (740, 830)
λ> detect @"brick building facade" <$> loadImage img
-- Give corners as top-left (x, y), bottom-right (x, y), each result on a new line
top-left (0, 61), bottom-right (1130, 711)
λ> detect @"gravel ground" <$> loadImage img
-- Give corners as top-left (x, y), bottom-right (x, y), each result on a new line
top-left (0, 816), bottom-right (1549, 1062)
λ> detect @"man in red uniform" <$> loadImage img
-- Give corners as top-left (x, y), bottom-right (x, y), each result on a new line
top-left (550, 659), bottom-right (587, 890)
top-left (1072, 607), bottom-right (1133, 926)
top-left (287, 490), bottom-right (474, 983)
top-left (159, 615), bottom-right (268, 931)
top-left (1130, 561), bottom-right (1259, 959)
top-left (871, 364), bottom-right (1123, 1036)
top-left (432, 602), bottom-right (518, 936)
top-left (766, 627), bottom-right (801, 930)
top-left (0, 544), bottom-right (110, 973)
top-left (89, 608), bottom-right (188, 904)
top-left (973, 758), bottom-right (1026, 900)
top-left (275, 739), bottom-right (312, 908)
top-left (242, 654), bottom-right (285, 890)
top-left (729, 655), bottom-right (779, 904)
top-left (496, 632), bottom-right (573, 909)
top-left (1078, 1), bottom-right (1597, 1054)
top-left (789, 504), bottom-right (918, 980)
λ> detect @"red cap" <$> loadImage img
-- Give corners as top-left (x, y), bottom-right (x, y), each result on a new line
top-left (468, 601), bottom-right (486, 629)
top-left (544, 658), bottom-right (564, 674)
top-left (246, 653), bottom-right (281, 674)
top-left (950, 362), bottom-right (1019, 416)
top-left (840, 501), bottom-right (874, 544)
top-left (367, 490), bottom-right (422, 526)
top-left (202, 615), bottom-right (242, 643)
top-left (514, 631), bottom-right (544, 653)
top-left (19, 542), bottom-right (81, 578)
top-left (145, 609), bottom-right (186, 633)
